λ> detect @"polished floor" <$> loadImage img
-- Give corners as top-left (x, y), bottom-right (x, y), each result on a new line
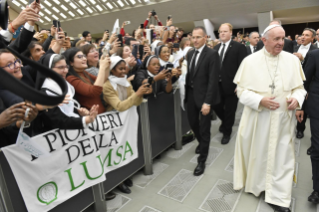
top-left (105, 103), bottom-right (318, 212)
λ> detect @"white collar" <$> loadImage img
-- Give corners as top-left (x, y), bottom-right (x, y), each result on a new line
top-left (195, 44), bottom-right (205, 53)
top-left (108, 75), bottom-right (131, 91)
top-left (250, 44), bottom-right (256, 48)
top-left (147, 71), bottom-right (155, 77)
top-left (300, 42), bottom-right (311, 49)
top-left (221, 39), bottom-right (231, 46)
top-left (159, 58), bottom-right (168, 67)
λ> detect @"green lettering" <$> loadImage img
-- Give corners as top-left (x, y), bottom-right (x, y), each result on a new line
top-left (102, 148), bottom-right (113, 167)
top-left (114, 146), bottom-right (123, 165)
top-left (123, 141), bottom-right (133, 161)
top-left (64, 168), bottom-right (85, 191)
top-left (80, 156), bottom-right (104, 180)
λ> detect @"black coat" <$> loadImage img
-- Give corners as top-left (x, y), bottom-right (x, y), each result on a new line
top-left (9, 27), bottom-right (35, 53)
top-left (295, 44), bottom-right (318, 69)
top-left (304, 49), bottom-right (319, 119)
top-left (185, 45), bottom-right (220, 107)
top-left (256, 39), bottom-right (294, 54)
top-left (246, 46), bottom-right (252, 55)
top-left (213, 40), bottom-right (247, 95)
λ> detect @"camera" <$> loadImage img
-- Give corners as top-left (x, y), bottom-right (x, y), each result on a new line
top-left (164, 63), bottom-right (174, 73)
top-left (151, 10), bottom-right (156, 16)
top-left (0, 0), bottom-right (9, 29)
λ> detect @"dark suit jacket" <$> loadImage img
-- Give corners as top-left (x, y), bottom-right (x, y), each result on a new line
top-left (214, 40), bottom-right (247, 95)
top-left (303, 49), bottom-right (319, 118)
top-left (256, 39), bottom-right (294, 54)
top-left (295, 44), bottom-right (318, 69)
top-left (185, 45), bottom-right (220, 107)
top-left (292, 40), bottom-right (297, 46)
top-left (9, 27), bottom-right (35, 53)
top-left (246, 46), bottom-right (252, 55)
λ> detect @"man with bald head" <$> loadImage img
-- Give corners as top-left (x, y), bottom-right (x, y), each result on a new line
top-left (256, 19), bottom-right (294, 53)
top-left (233, 25), bottom-right (306, 212)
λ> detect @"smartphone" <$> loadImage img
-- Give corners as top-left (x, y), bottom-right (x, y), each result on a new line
top-left (117, 34), bottom-right (123, 47)
top-left (53, 20), bottom-right (61, 39)
top-left (29, 0), bottom-right (39, 4)
top-left (167, 15), bottom-right (172, 20)
top-left (64, 31), bottom-right (67, 37)
top-left (140, 24), bottom-right (144, 29)
top-left (124, 21), bottom-right (131, 25)
top-left (164, 63), bottom-right (174, 72)
top-left (151, 10), bottom-right (156, 16)
top-left (173, 43), bottom-right (179, 48)
top-left (147, 77), bottom-right (153, 87)
top-left (105, 29), bottom-right (109, 33)
top-left (138, 45), bottom-right (144, 60)
top-left (132, 44), bottom-right (138, 60)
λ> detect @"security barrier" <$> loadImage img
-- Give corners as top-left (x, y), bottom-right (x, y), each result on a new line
top-left (0, 89), bottom-right (190, 212)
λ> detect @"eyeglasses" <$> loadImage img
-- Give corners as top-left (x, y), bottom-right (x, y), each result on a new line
top-left (192, 36), bottom-right (204, 40)
top-left (89, 49), bottom-right (98, 53)
top-left (53, 65), bottom-right (69, 70)
top-left (76, 54), bottom-right (87, 59)
top-left (0, 58), bottom-right (22, 70)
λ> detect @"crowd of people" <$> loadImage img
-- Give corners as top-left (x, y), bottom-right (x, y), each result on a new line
top-left (0, 1), bottom-right (319, 211)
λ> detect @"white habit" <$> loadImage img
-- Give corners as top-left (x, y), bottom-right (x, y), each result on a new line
top-left (233, 47), bottom-right (306, 207)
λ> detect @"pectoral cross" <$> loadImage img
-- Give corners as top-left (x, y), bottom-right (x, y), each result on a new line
top-left (269, 82), bottom-right (275, 95)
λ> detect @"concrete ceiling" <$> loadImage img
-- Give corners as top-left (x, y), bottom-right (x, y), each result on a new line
top-left (8, 0), bottom-right (319, 38)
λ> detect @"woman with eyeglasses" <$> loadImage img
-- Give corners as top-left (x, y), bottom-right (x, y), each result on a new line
top-left (64, 47), bottom-right (110, 114)
top-left (36, 53), bottom-right (98, 133)
top-left (80, 44), bottom-right (100, 76)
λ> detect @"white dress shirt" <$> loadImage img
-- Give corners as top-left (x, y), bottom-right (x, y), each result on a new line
top-left (190, 44), bottom-right (205, 68)
top-left (218, 39), bottom-right (231, 61)
top-left (0, 22), bottom-right (34, 43)
top-left (250, 45), bottom-right (257, 53)
top-left (297, 42), bottom-right (311, 59)
top-left (315, 41), bottom-right (319, 48)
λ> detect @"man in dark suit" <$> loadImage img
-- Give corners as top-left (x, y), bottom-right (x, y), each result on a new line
top-left (185, 26), bottom-right (220, 176)
top-left (213, 23), bottom-right (247, 144)
top-left (292, 34), bottom-right (298, 46)
top-left (256, 20), bottom-right (294, 54)
top-left (294, 28), bottom-right (318, 143)
top-left (246, 31), bottom-right (259, 55)
top-left (295, 49), bottom-right (319, 203)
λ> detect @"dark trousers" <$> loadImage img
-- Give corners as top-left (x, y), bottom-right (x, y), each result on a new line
top-left (297, 111), bottom-right (308, 132)
top-left (310, 118), bottom-right (319, 191)
top-left (186, 88), bottom-right (211, 163)
top-left (212, 83), bottom-right (238, 136)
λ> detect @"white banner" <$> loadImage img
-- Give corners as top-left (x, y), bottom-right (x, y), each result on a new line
top-left (2, 107), bottom-right (139, 212)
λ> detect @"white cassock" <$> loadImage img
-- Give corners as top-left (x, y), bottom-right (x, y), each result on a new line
top-left (233, 47), bottom-right (307, 207)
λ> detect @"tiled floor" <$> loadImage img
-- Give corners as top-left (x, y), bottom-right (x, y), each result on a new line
top-left (107, 103), bottom-right (317, 212)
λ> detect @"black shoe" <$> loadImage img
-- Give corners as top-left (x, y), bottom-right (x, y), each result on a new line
top-left (195, 145), bottom-right (200, 154)
top-left (182, 131), bottom-right (195, 145)
top-left (267, 203), bottom-right (291, 212)
top-left (221, 135), bottom-right (230, 145)
top-left (296, 131), bottom-right (304, 139)
top-left (194, 162), bottom-right (206, 176)
top-left (307, 146), bottom-right (314, 155)
top-left (117, 183), bottom-right (131, 194)
top-left (308, 191), bottom-right (319, 203)
top-left (124, 178), bottom-right (133, 187)
top-left (105, 191), bottom-right (116, 201)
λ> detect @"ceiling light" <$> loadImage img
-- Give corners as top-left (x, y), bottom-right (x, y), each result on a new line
top-left (55, 0), bottom-right (61, 4)
top-left (106, 2), bottom-right (113, 9)
top-left (117, 0), bottom-right (124, 7)
top-left (12, 1), bottom-right (21, 6)
top-left (70, 2), bottom-right (77, 9)
top-left (20, 0), bottom-right (28, 4)
top-left (61, 5), bottom-right (68, 11)
top-left (79, 0), bottom-right (86, 7)
top-left (39, 19), bottom-right (44, 23)
top-left (89, 0), bottom-right (96, 4)
top-left (44, 16), bottom-right (51, 22)
top-left (52, 7), bottom-right (60, 13)
top-left (39, 12), bottom-right (44, 16)
top-left (52, 15), bottom-right (59, 20)
top-left (96, 5), bottom-right (103, 11)
top-left (20, 6), bottom-right (25, 10)
top-left (77, 9), bottom-right (84, 15)
top-left (60, 13), bottom-right (67, 19)
top-left (44, 9), bottom-right (52, 14)
top-left (129, 0), bottom-right (136, 4)
top-left (68, 11), bottom-right (75, 17)
top-left (86, 7), bottom-right (93, 13)
top-left (64, 0), bottom-right (70, 2)
top-left (44, 1), bottom-right (52, 7)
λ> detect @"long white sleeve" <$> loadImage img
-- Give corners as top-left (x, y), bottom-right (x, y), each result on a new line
top-left (237, 86), bottom-right (263, 111)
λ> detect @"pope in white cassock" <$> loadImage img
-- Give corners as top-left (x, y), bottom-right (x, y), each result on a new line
top-left (233, 25), bottom-right (307, 212)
